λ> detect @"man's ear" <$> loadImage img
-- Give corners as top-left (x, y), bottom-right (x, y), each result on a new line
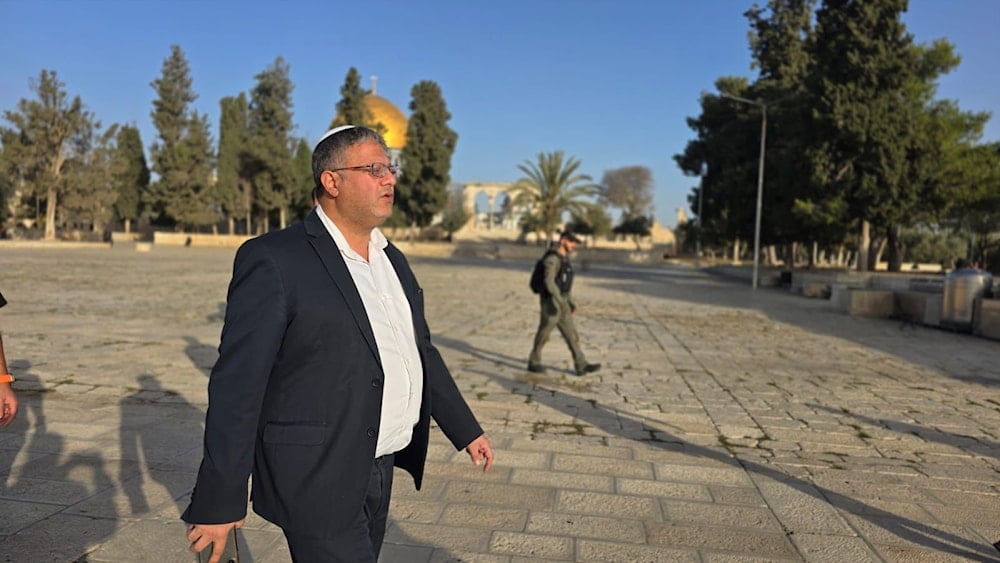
top-left (321, 170), bottom-right (340, 198)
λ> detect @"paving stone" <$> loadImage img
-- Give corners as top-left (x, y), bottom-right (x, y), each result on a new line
top-left (661, 499), bottom-right (784, 532)
top-left (552, 453), bottom-right (653, 478)
top-left (555, 490), bottom-right (660, 519)
top-left (489, 531), bottom-right (574, 559)
top-left (787, 533), bottom-right (880, 562)
top-left (645, 521), bottom-right (797, 558)
top-left (654, 462), bottom-right (754, 487)
top-left (509, 468), bottom-right (614, 492)
top-left (525, 511), bottom-right (645, 542)
top-left (441, 481), bottom-right (554, 510)
top-left (438, 504), bottom-right (526, 530)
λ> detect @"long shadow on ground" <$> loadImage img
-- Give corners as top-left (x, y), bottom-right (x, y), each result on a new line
top-left (433, 334), bottom-right (1000, 561)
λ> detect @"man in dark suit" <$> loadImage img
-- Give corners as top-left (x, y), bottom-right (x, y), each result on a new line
top-left (183, 125), bottom-right (494, 563)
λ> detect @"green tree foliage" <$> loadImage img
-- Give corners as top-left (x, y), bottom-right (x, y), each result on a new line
top-left (945, 142), bottom-right (1000, 269)
top-left (612, 215), bottom-right (653, 250)
top-left (675, 77), bottom-right (759, 249)
top-left (148, 45), bottom-right (216, 230)
top-left (329, 67), bottom-right (377, 130)
top-left (397, 81), bottom-right (458, 228)
top-left (0, 69), bottom-right (98, 239)
top-left (745, 0), bottom-right (818, 252)
top-left (900, 226), bottom-right (966, 268)
top-left (746, 0), bottom-right (815, 87)
top-left (599, 165), bottom-right (653, 220)
top-left (0, 168), bottom-right (11, 225)
top-left (217, 93), bottom-right (251, 234)
top-left (246, 57), bottom-right (295, 231)
top-left (111, 124), bottom-right (149, 233)
top-left (438, 186), bottom-right (470, 241)
top-left (512, 151), bottom-right (598, 243)
top-left (567, 206), bottom-right (612, 239)
top-left (808, 0), bottom-right (933, 270)
top-left (290, 138), bottom-right (315, 218)
top-left (62, 124), bottom-right (120, 234)
top-left (677, 0), bottom-right (991, 271)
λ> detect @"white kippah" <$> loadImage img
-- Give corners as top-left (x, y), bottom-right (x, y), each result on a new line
top-left (314, 125), bottom-right (356, 150)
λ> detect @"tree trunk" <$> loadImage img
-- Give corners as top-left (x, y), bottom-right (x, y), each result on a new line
top-left (886, 224), bottom-right (904, 272)
top-left (766, 245), bottom-right (778, 266)
top-left (857, 220), bottom-right (870, 272)
top-left (870, 236), bottom-right (886, 271)
top-left (124, 219), bottom-right (132, 234)
top-left (279, 207), bottom-right (287, 230)
top-left (227, 217), bottom-right (235, 236)
top-left (44, 186), bottom-right (57, 240)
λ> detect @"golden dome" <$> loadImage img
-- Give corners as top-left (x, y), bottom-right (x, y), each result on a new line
top-left (364, 94), bottom-right (407, 149)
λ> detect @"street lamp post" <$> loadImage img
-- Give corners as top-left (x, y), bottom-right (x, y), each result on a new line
top-left (720, 93), bottom-right (768, 290)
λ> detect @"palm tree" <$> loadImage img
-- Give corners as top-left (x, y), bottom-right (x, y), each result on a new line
top-left (512, 151), bottom-right (598, 243)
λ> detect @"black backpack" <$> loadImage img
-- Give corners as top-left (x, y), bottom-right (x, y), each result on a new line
top-left (529, 250), bottom-right (559, 294)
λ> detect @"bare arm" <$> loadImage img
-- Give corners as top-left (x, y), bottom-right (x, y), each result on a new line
top-left (0, 335), bottom-right (18, 427)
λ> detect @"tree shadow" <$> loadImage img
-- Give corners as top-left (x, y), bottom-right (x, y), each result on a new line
top-left (434, 335), bottom-right (1000, 561)
top-left (809, 403), bottom-right (1000, 463)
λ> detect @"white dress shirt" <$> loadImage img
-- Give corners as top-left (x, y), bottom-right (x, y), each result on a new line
top-left (316, 209), bottom-right (424, 458)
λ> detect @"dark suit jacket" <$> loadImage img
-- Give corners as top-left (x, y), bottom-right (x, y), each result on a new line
top-left (182, 210), bottom-right (483, 538)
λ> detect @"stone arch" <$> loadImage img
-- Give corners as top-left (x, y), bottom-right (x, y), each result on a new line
top-left (461, 182), bottom-right (516, 231)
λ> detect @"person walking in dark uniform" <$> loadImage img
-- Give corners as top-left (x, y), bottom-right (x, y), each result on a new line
top-left (527, 231), bottom-right (601, 376)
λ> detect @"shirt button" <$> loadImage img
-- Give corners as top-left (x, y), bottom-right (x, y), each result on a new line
top-left (366, 428), bottom-right (376, 437)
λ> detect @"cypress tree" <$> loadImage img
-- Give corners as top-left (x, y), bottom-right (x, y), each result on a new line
top-left (397, 81), bottom-right (458, 228)
top-left (111, 124), bottom-right (150, 233)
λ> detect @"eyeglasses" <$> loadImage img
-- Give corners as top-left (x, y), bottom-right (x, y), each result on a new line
top-left (330, 162), bottom-right (400, 178)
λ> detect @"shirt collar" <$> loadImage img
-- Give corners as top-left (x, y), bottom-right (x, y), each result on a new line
top-left (314, 207), bottom-right (388, 260)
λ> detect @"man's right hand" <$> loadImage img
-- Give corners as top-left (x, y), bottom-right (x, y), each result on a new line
top-left (186, 520), bottom-right (243, 563)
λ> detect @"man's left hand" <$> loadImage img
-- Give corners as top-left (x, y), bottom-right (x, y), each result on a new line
top-left (465, 434), bottom-right (494, 472)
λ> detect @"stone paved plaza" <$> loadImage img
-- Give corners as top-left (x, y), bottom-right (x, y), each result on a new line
top-left (0, 244), bottom-right (998, 562)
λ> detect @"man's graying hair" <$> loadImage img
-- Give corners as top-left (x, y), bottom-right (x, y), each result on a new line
top-left (311, 126), bottom-right (389, 190)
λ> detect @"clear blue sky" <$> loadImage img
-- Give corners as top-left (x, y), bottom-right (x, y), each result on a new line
top-left (2, 0), bottom-right (998, 228)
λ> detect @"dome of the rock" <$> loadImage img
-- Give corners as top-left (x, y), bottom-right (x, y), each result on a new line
top-left (363, 94), bottom-right (408, 149)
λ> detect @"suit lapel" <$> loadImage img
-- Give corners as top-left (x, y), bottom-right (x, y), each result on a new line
top-left (304, 210), bottom-right (381, 366)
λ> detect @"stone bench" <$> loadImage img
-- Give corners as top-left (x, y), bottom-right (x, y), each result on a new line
top-left (894, 290), bottom-right (942, 327)
top-left (974, 298), bottom-right (1000, 341)
top-left (846, 288), bottom-right (894, 318)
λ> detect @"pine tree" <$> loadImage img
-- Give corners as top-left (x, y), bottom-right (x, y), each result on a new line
top-left (148, 45), bottom-right (216, 229)
top-left (396, 81), bottom-right (458, 228)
